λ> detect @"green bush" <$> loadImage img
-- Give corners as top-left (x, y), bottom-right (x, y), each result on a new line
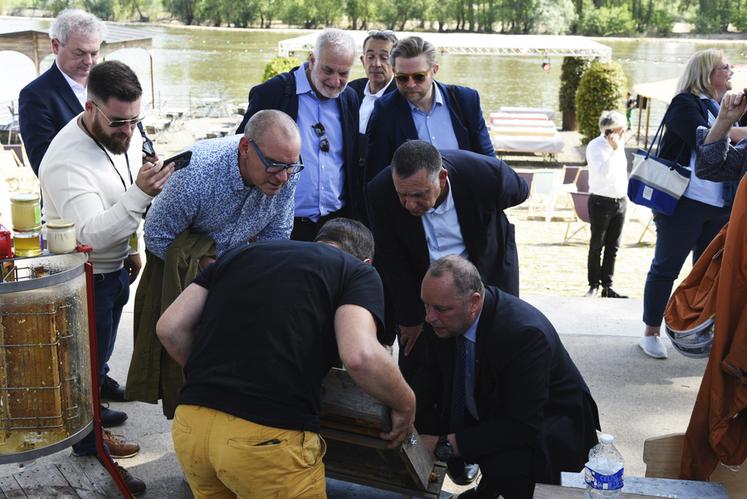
top-left (575, 60), bottom-right (627, 144)
top-left (647, 8), bottom-right (674, 36)
top-left (578, 6), bottom-right (637, 36)
top-left (262, 56), bottom-right (301, 82)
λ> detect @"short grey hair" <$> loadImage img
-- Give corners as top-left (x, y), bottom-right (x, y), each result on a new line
top-left (363, 30), bottom-right (398, 51)
top-left (313, 28), bottom-right (355, 58)
top-left (427, 255), bottom-right (485, 299)
top-left (390, 36), bottom-right (437, 68)
top-left (243, 109), bottom-right (300, 146)
top-left (391, 140), bottom-right (442, 180)
top-left (50, 9), bottom-right (106, 44)
top-left (598, 110), bottom-right (626, 133)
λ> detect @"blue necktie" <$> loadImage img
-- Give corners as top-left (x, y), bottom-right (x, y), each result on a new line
top-left (451, 335), bottom-right (466, 431)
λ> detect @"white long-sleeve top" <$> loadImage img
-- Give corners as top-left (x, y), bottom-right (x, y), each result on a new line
top-left (585, 134), bottom-right (629, 199)
top-left (39, 114), bottom-right (152, 273)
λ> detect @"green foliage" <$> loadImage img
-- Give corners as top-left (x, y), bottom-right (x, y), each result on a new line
top-left (533, 0), bottom-right (577, 35)
top-left (263, 56), bottom-right (300, 81)
top-left (575, 60), bottom-right (627, 144)
top-left (165, 0), bottom-right (198, 24)
top-left (694, 0), bottom-right (731, 33)
top-left (80, 0), bottom-right (114, 20)
top-left (559, 56), bottom-right (590, 113)
top-left (577, 5), bottom-right (636, 36)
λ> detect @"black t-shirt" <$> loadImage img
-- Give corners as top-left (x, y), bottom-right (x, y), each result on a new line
top-left (178, 240), bottom-right (385, 433)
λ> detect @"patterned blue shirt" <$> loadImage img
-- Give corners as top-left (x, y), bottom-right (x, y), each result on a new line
top-left (293, 63), bottom-right (345, 221)
top-left (144, 134), bottom-right (297, 259)
top-left (409, 83), bottom-right (460, 151)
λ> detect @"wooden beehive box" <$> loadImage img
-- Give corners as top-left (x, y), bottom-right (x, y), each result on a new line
top-left (320, 368), bottom-right (445, 496)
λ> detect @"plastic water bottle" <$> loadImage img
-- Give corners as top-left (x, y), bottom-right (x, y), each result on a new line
top-left (584, 433), bottom-right (624, 498)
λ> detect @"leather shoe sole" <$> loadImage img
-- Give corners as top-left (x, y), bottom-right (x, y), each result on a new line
top-left (100, 405), bottom-right (128, 428)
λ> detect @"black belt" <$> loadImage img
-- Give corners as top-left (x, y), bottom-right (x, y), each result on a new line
top-left (590, 193), bottom-right (626, 202)
top-left (294, 208), bottom-right (347, 225)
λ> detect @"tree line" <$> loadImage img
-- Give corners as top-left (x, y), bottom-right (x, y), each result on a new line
top-left (16, 0), bottom-right (747, 35)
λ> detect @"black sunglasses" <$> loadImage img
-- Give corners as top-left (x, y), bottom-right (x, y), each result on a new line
top-left (249, 139), bottom-right (304, 175)
top-left (92, 101), bottom-right (143, 128)
top-left (312, 122), bottom-right (330, 153)
top-left (395, 72), bottom-right (429, 84)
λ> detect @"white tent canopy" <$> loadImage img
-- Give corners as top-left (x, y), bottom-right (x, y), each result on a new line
top-left (278, 31), bottom-right (611, 61)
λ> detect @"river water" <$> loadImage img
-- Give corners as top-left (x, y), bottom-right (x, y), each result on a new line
top-left (6, 23), bottom-right (747, 122)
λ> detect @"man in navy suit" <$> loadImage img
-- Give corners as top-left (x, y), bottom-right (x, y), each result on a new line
top-left (367, 141), bottom-right (527, 487)
top-left (416, 256), bottom-right (600, 498)
top-left (19, 9), bottom-right (105, 176)
top-left (235, 28), bottom-right (362, 239)
top-left (364, 36), bottom-right (494, 183)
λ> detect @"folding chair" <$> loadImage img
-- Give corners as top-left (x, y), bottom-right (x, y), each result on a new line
top-left (527, 170), bottom-right (563, 221)
top-left (575, 168), bottom-right (589, 193)
top-left (563, 192), bottom-right (591, 242)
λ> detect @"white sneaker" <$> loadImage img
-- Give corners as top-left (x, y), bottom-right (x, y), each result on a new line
top-left (639, 336), bottom-right (668, 359)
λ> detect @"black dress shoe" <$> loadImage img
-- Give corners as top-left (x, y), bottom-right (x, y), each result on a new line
top-left (601, 286), bottom-right (628, 298)
top-left (101, 375), bottom-right (127, 402)
top-left (100, 405), bottom-right (128, 428)
top-left (115, 463), bottom-right (146, 496)
top-left (447, 463), bottom-right (480, 486)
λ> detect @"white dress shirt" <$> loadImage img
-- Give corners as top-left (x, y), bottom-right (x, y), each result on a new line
top-left (585, 134), bottom-right (628, 199)
top-left (422, 177), bottom-right (467, 262)
top-left (359, 78), bottom-right (393, 134)
top-left (57, 60), bottom-right (87, 107)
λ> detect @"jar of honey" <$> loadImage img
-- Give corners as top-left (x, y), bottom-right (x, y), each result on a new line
top-left (10, 193), bottom-right (42, 232)
top-left (46, 220), bottom-right (77, 254)
top-left (13, 230), bottom-right (42, 257)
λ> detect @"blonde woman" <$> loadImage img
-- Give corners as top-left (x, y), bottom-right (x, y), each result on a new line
top-left (640, 49), bottom-right (746, 359)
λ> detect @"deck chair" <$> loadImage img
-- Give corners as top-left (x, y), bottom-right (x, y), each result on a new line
top-left (562, 165), bottom-right (581, 188)
top-left (515, 171), bottom-right (534, 208)
top-left (564, 192), bottom-right (591, 242)
top-left (643, 433), bottom-right (747, 498)
top-left (576, 168), bottom-right (589, 193)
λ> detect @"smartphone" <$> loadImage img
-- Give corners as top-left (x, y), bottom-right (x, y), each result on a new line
top-left (163, 150), bottom-right (192, 171)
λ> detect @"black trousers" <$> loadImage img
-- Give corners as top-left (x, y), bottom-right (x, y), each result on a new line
top-left (587, 194), bottom-right (626, 287)
top-left (290, 207), bottom-right (349, 242)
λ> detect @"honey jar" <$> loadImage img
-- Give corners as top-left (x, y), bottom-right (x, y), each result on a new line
top-left (46, 220), bottom-right (77, 254)
top-left (10, 193), bottom-right (42, 232)
top-left (13, 230), bottom-right (42, 257)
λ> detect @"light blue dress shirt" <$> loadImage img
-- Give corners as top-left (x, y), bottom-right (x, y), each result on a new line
top-left (409, 83), bottom-right (460, 151)
top-left (463, 311), bottom-right (481, 421)
top-left (293, 64), bottom-right (345, 221)
top-left (422, 178), bottom-right (467, 262)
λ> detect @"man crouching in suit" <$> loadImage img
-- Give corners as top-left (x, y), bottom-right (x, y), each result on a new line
top-left (415, 255), bottom-right (601, 499)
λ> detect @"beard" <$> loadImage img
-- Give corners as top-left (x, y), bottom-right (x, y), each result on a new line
top-left (309, 69), bottom-right (344, 99)
top-left (91, 118), bottom-right (131, 155)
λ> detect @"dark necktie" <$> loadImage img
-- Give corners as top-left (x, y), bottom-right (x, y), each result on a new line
top-left (450, 335), bottom-right (466, 432)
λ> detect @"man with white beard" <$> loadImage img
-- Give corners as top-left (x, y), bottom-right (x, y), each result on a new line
top-left (236, 28), bottom-right (362, 241)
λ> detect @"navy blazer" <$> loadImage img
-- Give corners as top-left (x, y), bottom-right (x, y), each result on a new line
top-left (364, 81), bottom-right (495, 182)
top-left (235, 68), bottom-right (363, 220)
top-left (412, 286), bottom-right (600, 484)
top-left (19, 63), bottom-right (83, 175)
top-left (366, 149), bottom-right (528, 329)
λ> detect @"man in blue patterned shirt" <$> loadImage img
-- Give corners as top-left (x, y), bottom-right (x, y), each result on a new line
top-left (144, 110), bottom-right (301, 263)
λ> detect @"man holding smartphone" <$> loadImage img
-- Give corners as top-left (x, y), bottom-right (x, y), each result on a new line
top-left (584, 110), bottom-right (630, 299)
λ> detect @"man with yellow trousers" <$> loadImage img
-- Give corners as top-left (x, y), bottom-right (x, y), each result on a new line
top-left (157, 218), bottom-right (416, 497)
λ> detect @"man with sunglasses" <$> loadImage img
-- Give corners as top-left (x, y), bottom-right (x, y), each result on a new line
top-left (364, 36), bottom-right (495, 183)
top-left (39, 60), bottom-right (172, 496)
top-left (19, 9), bottom-right (105, 176)
top-left (235, 28), bottom-right (362, 241)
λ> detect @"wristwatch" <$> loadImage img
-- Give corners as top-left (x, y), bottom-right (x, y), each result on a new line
top-left (434, 435), bottom-right (454, 461)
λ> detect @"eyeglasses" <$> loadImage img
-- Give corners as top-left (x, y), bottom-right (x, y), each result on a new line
top-left (249, 139), bottom-right (304, 175)
top-left (394, 72), bottom-right (429, 84)
top-left (92, 101), bottom-right (143, 128)
top-left (311, 122), bottom-right (330, 153)
top-left (718, 64), bottom-right (734, 71)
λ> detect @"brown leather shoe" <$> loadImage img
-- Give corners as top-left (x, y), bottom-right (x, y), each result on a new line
top-left (104, 430), bottom-right (140, 458)
top-left (115, 463), bottom-right (146, 496)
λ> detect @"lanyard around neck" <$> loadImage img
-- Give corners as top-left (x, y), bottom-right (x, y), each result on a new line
top-left (79, 117), bottom-right (133, 192)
